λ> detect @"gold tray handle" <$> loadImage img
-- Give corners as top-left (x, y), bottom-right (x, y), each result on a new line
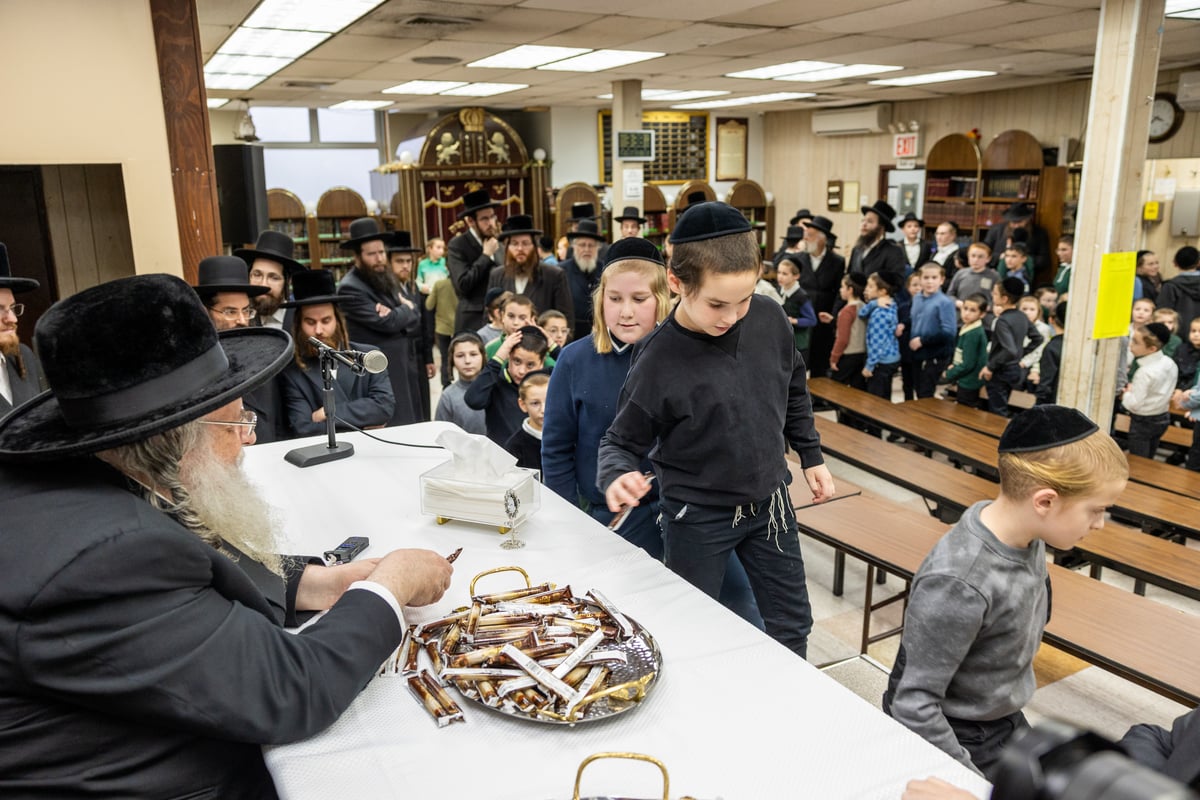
top-left (468, 565), bottom-right (531, 596)
top-left (573, 752), bottom-right (669, 800)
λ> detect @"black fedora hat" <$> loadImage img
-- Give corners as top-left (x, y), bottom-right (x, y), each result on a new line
top-left (497, 214), bottom-right (542, 241)
top-left (570, 202), bottom-right (596, 221)
top-left (1002, 202), bottom-right (1036, 222)
top-left (0, 274), bottom-right (292, 462)
top-left (861, 199), bottom-right (898, 233)
top-left (806, 216), bottom-right (835, 238)
top-left (234, 230), bottom-right (303, 276)
top-left (0, 243), bottom-right (40, 294)
top-left (781, 225), bottom-right (806, 241)
top-left (193, 256), bottom-right (270, 302)
top-left (604, 236), bottom-right (664, 267)
top-left (386, 230), bottom-right (422, 254)
top-left (684, 190), bottom-right (708, 207)
top-left (788, 208), bottom-right (813, 226)
top-left (458, 189), bottom-right (502, 220)
top-left (566, 220), bottom-right (605, 242)
top-left (898, 212), bottom-right (924, 228)
top-left (613, 206), bottom-right (647, 224)
top-left (280, 269), bottom-right (344, 308)
top-left (338, 217), bottom-right (390, 251)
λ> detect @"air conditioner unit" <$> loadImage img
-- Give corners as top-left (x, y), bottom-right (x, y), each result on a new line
top-left (811, 103), bottom-right (891, 136)
top-left (1177, 71), bottom-right (1200, 112)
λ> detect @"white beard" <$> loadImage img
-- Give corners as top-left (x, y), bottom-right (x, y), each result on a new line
top-left (576, 254), bottom-right (598, 274)
top-left (182, 444), bottom-right (282, 574)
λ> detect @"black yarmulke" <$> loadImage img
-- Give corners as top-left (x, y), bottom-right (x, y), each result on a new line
top-left (998, 405), bottom-right (1099, 453)
top-left (1143, 322), bottom-right (1172, 348)
top-left (604, 236), bottom-right (664, 266)
top-left (669, 201), bottom-right (752, 244)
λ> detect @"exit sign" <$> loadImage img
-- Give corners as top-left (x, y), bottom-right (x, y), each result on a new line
top-left (893, 132), bottom-right (921, 159)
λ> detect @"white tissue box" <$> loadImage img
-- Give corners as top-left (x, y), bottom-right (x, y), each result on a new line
top-left (419, 460), bottom-right (541, 532)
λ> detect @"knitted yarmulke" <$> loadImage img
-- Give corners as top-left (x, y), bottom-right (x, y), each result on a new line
top-left (604, 236), bottom-right (664, 266)
top-left (668, 201), bottom-right (752, 244)
top-left (997, 406), bottom-right (1099, 453)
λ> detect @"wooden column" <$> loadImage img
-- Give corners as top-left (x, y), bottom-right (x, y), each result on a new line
top-left (149, 0), bottom-right (221, 285)
top-left (1058, 0), bottom-right (1164, 423)
top-left (611, 79), bottom-right (644, 223)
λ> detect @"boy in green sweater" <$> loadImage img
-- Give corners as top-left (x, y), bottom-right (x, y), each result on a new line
top-left (944, 293), bottom-right (989, 408)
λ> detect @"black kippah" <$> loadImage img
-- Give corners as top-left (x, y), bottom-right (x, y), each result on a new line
top-left (669, 201), bottom-right (753, 244)
top-left (518, 324), bottom-right (546, 341)
top-left (605, 236), bottom-right (664, 266)
top-left (1143, 322), bottom-right (1171, 348)
top-left (997, 406), bottom-right (1099, 453)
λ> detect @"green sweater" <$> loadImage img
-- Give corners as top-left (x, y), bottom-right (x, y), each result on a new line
top-left (945, 322), bottom-right (988, 390)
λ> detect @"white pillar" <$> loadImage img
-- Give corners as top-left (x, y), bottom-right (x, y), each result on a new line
top-left (610, 79), bottom-right (643, 228)
top-left (1059, 0), bottom-right (1165, 423)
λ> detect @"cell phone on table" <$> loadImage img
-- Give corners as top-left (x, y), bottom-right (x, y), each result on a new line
top-left (324, 536), bottom-right (369, 566)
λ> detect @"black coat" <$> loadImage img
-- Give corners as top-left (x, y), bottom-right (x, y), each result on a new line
top-left (446, 230), bottom-right (501, 333)
top-left (244, 375), bottom-right (284, 444)
top-left (560, 257), bottom-right (604, 341)
top-left (983, 222), bottom-right (1050, 273)
top-left (849, 238), bottom-right (907, 280)
top-left (337, 270), bottom-right (424, 425)
top-left (0, 457), bottom-right (402, 800)
top-left (794, 250), bottom-right (847, 315)
top-left (0, 343), bottom-right (44, 416)
top-left (278, 341), bottom-right (395, 438)
top-left (487, 262), bottom-right (575, 333)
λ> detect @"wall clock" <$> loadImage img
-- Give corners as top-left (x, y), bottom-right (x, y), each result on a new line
top-left (1149, 92), bottom-right (1184, 144)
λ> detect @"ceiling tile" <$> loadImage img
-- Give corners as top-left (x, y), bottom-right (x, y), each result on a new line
top-left (196, 0), bottom-right (259, 27)
top-left (309, 35), bottom-right (429, 62)
top-left (618, 22), bottom-right (767, 53)
top-left (274, 60), bottom-right (380, 80)
top-left (691, 29), bottom-right (842, 57)
top-left (798, 0), bottom-right (1008, 35)
top-left (538, 17), bottom-right (688, 49)
top-left (200, 24), bottom-right (234, 55)
top-left (709, 0), bottom-right (838, 27)
top-left (620, 0), bottom-right (778, 20)
top-left (883, 3), bottom-right (1072, 40)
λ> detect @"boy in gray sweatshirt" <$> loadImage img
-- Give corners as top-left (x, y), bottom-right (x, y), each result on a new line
top-left (883, 405), bottom-right (1129, 778)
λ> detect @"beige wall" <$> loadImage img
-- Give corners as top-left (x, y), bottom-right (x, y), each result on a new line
top-left (0, 0), bottom-right (181, 278)
top-left (1143, 158), bottom-right (1200, 280)
top-left (764, 68), bottom-right (1200, 243)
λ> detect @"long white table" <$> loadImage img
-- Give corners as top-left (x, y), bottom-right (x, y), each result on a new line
top-left (247, 423), bottom-right (990, 800)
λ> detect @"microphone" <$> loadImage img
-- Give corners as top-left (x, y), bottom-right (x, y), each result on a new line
top-left (307, 337), bottom-right (389, 374)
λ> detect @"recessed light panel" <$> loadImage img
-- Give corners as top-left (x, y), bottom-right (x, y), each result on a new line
top-left (243, 0), bottom-right (387, 33)
top-left (205, 54), bottom-right (293, 76)
top-left (538, 50), bottom-right (664, 72)
top-left (726, 60), bottom-right (840, 80)
top-left (870, 70), bottom-right (996, 87)
top-left (206, 98), bottom-right (230, 109)
top-left (672, 92), bottom-right (815, 109)
top-left (217, 27), bottom-right (330, 58)
top-left (468, 45), bottom-right (590, 69)
top-left (440, 83), bottom-right (529, 97)
top-left (202, 73), bottom-right (267, 91)
top-left (383, 80), bottom-right (468, 95)
top-left (778, 64), bottom-right (902, 82)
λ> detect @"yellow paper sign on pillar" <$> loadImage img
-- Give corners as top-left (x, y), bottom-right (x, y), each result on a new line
top-left (1092, 252), bottom-right (1137, 339)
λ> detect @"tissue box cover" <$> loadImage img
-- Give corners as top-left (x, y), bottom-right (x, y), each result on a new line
top-left (419, 459), bottom-right (540, 529)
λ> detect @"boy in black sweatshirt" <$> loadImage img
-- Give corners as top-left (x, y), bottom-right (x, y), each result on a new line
top-left (465, 325), bottom-right (549, 445)
top-left (980, 277), bottom-right (1041, 416)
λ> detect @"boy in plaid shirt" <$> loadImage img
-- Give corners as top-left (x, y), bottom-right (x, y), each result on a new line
top-left (860, 270), bottom-right (903, 399)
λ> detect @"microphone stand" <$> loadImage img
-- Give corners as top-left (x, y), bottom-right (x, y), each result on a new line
top-left (284, 349), bottom-right (356, 467)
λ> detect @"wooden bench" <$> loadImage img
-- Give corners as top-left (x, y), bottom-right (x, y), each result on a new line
top-left (794, 492), bottom-right (1200, 707)
top-left (1113, 413), bottom-right (1194, 453)
top-left (808, 379), bottom-right (1200, 539)
top-left (816, 416), bottom-right (1200, 602)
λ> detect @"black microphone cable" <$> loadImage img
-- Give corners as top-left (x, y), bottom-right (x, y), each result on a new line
top-left (332, 416), bottom-right (446, 449)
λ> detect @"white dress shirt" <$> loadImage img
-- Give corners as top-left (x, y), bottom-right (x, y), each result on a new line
top-left (0, 353), bottom-right (11, 404)
top-left (1122, 350), bottom-right (1178, 415)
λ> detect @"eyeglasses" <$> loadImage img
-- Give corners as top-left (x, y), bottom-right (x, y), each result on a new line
top-left (249, 269), bottom-right (285, 284)
top-left (0, 304), bottom-right (25, 318)
top-left (212, 306), bottom-right (257, 321)
top-left (198, 409), bottom-right (258, 440)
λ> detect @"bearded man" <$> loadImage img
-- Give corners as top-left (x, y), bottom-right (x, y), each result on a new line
top-left (486, 214), bottom-right (573, 333)
top-left (849, 200), bottom-right (907, 280)
top-left (560, 219), bottom-right (607, 341)
top-left (236, 229), bottom-right (305, 330)
top-left (0, 242), bottom-right (44, 415)
top-left (387, 230), bottom-right (435, 419)
top-left (281, 269), bottom-right (394, 439)
top-left (446, 189), bottom-right (503, 333)
top-left (336, 217), bottom-right (423, 425)
top-left (0, 273), bottom-right (451, 799)
top-left (982, 202), bottom-right (1050, 272)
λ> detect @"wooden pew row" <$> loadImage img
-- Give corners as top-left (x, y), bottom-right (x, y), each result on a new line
top-left (808, 378), bottom-right (1200, 540)
top-left (794, 493), bottom-right (1200, 707)
top-left (814, 416), bottom-right (1200, 602)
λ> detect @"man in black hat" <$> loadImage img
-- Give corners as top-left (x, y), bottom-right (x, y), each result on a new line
top-left (280, 269), bottom-right (395, 438)
top-left (0, 273), bottom-right (451, 798)
top-left (560, 219), bottom-right (607, 341)
top-left (563, 202), bottom-right (610, 263)
top-left (770, 224), bottom-right (807, 271)
top-left (0, 242), bottom-right (45, 416)
top-left (789, 208), bottom-right (813, 227)
top-left (983, 202), bottom-right (1049, 273)
top-left (849, 199), bottom-right (907, 280)
top-left (336, 217), bottom-right (424, 426)
top-left (613, 205), bottom-right (646, 240)
top-left (487, 214), bottom-right (574, 333)
top-left (387, 230), bottom-right (436, 420)
top-left (236, 229), bottom-right (305, 330)
top-left (446, 189), bottom-right (503, 333)
top-left (789, 216), bottom-right (845, 380)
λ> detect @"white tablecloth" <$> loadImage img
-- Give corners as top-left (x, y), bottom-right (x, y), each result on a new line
top-left (247, 423), bottom-right (990, 800)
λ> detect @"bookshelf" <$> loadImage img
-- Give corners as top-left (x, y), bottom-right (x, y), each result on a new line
top-left (667, 180), bottom-right (716, 235)
top-left (642, 184), bottom-right (668, 253)
top-left (923, 133), bottom-right (983, 247)
top-left (266, 189), bottom-right (314, 269)
top-left (726, 179), bottom-right (775, 259)
top-left (314, 187), bottom-right (368, 280)
top-left (553, 182), bottom-right (603, 242)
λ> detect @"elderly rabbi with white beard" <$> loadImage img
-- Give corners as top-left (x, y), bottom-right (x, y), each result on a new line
top-left (560, 219), bottom-right (607, 341)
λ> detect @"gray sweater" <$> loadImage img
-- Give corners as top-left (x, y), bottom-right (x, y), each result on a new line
top-left (434, 379), bottom-right (487, 436)
top-left (885, 501), bottom-right (1048, 772)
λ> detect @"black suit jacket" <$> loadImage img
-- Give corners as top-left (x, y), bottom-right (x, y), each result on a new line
top-left (794, 250), bottom-right (847, 316)
top-left (560, 257), bottom-right (604, 341)
top-left (487, 262), bottom-right (575, 333)
top-left (983, 222), bottom-right (1050, 272)
top-left (0, 458), bottom-right (403, 799)
top-left (849, 238), bottom-right (907, 279)
top-left (278, 341), bottom-right (395, 438)
top-left (0, 343), bottom-right (44, 417)
top-left (446, 230), bottom-right (499, 333)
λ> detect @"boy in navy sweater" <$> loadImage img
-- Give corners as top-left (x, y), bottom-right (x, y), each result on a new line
top-left (909, 262), bottom-right (958, 398)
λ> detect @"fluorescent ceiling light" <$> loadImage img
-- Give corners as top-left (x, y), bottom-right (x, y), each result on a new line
top-left (205, 53), bottom-right (293, 76)
top-left (243, 0), bottom-right (386, 33)
top-left (203, 73), bottom-right (267, 90)
top-left (216, 27), bottom-right (330, 58)
top-left (383, 80), bottom-right (468, 94)
top-left (1165, 6), bottom-right (1200, 16)
top-left (439, 82), bottom-right (529, 97)
top-left (870, 70), bottom-right (996, 86)
top-left (597, 89), bottom-right (729, 101)
top-left (328, 100), bottom-right (391, 110)
top-left (538, 49), bottom-right (664, 72)
top-left (468, 45), bottom-right (590, 69)
top-left (207, 98), bottom-right (230, 109)
top-left (778, 64), bottom-right (902, 82)
top-left (672, 92), bottom-right (814, 109)
top-left (1164, 0), bottom-right (1200, 11)
top-left (726, 60), bottom-right (840, 80)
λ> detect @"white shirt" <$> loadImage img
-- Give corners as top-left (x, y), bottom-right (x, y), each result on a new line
top-left (933, 243), bottom-right (959, 265)
top-left (0, 353), bottom-right (11, 404)
top-left (810, 249), bottom-right (825, 271)
top-left (904, 240), bottom-right (923, 266)
top-left (261, 308), bottom-right (286, 330)
top-left (1122, 350), bottom-right (1178, 416)
top-left (514, 276), bottom-right (529, 295)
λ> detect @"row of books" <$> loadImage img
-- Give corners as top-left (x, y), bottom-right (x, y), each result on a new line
top-left (984, 174), bottom-right (1040, 200)
top-left (923, 201), bottom-right (977, 228)
top-left (926, 176), bottom-right (978, 199)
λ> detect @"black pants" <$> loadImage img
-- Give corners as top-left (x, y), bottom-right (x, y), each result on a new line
top-left (947, 710), bottom-right (1031, 780)
top-left (867, 360), bottom-right (899, 399)
top-left (1187, 423), bottom-right (1200, 472)
top-left (809, 322), bottom-right (835, 379)
top-left (832, 352), bottom-right (867, 390)
top-left (1127, 412), bottom-right (1170, 459)
top-left (986, 363), bottom-right (1022, 416)
top-left (900, 357), bottom-right (916, 401)
top-left (915, 356), bottom-right (950, 399)
top-left (956, 385), bottom-right (982, 409)
top-left (436, 333), bottom-right (453, 387)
